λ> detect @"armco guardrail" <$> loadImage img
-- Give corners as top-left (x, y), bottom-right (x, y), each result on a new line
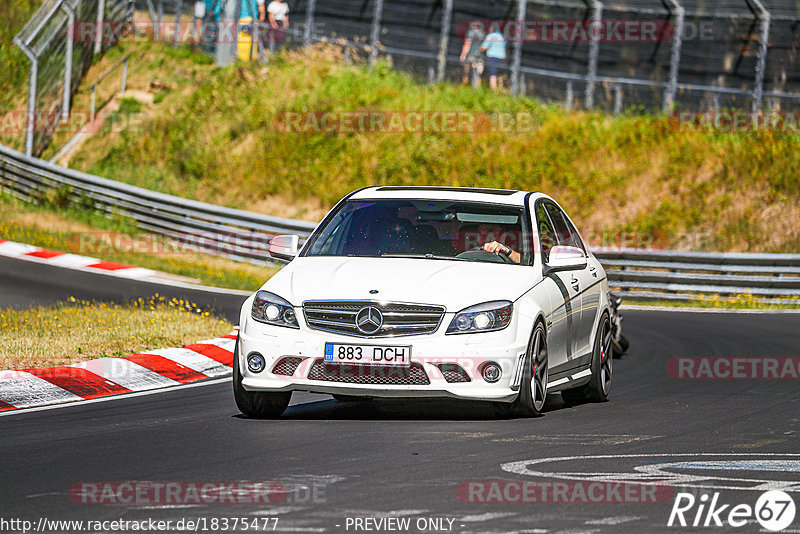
top-left (594, 248), bottom-right (800, 303)
top-left (0, 144), bottom-right (317, 263)
top-left (1, 143), bottom-right (799, 302)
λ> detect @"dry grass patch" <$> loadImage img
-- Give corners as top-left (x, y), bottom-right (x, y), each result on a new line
top-left (0, 295), bottom-right (233, 370)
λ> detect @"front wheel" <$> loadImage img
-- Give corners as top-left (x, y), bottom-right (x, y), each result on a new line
top-left (511, 322), bottom-right (549, 417)
top-left (233, 339), bottom-right (291, 418)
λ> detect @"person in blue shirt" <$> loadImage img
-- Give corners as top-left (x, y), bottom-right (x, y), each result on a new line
top-left (480, 29), bottom-right (506, 90)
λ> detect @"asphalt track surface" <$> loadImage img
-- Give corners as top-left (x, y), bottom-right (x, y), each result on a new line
top-left (1, 255), bottom-right (799, 533)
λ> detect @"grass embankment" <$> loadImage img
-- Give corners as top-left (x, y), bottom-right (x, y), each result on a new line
top-left (0, 192), bottom-right (277, 290)
top-left (62, 42), bottom-right (800, 253)
top-left (0, 295), bottom-right (233, 369)
top-left (0, 0), bottom-right (39, 130)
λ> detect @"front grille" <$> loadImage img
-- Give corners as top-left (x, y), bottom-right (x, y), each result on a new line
top-left (437, 364), bottom-right (471, 383)
top-left (307, 359), bottom-right (431, 385)
top-left (272, 357), bottom-right (303, 376)
top-left (303, 301), bottom-right (445, 338)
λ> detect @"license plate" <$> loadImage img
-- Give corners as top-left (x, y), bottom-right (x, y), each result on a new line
top-left (324, 343), bottom-right (411, 367)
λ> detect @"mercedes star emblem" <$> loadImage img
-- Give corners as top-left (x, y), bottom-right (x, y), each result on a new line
top-left (355, 306), bottom-right (383, 334)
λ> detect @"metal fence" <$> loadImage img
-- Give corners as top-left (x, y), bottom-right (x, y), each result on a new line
top-left (154, 0), bottom-right (800, 113)
top-left (13, 0), bottom-right (135, 157)
top-left (2, 143), bottom-right (799, 303)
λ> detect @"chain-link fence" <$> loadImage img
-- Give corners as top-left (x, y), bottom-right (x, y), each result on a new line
top-left (166, 0), bottom-right (798, 114)
top-left (13, 0), bottom-right (134, 157)
top-left (18, 0), bottom-right (798, 153)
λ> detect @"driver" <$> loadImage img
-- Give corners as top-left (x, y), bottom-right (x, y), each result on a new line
top-left (483, 241), bottom-right (521, 263)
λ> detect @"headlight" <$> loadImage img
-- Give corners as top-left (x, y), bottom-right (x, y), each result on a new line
top-left (446, 300), bottom-right (513, 334)
top-left (251, 290), bottom-right (299, 329)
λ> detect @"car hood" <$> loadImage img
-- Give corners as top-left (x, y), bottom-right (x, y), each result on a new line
top-left (263, 256), bottom-right (540, 311)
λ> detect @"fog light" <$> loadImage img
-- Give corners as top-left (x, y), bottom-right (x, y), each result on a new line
top-left (247, 353), bottom-right (266, 373)
top-left (482, 362), bottom-right (502, 383)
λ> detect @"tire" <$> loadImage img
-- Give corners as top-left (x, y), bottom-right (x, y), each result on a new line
top-left (233, 338), bottom-right (291, 418)
top-left (509, 321), bottom-right (549, 417)
top-left (562, 313), bottom-right (612, 405)
top-left (611, 332), bottom-right (629, 359)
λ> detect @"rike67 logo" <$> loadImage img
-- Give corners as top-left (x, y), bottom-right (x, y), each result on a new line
top-left (668, 490), bottom-right (796, 531)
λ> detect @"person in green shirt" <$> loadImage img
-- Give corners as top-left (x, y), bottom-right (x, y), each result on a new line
top-left (460, 22), bottom-right (485, 86)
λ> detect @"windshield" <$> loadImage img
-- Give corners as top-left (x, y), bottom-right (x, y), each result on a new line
top-left (304, 199), bottom-right (531, 265)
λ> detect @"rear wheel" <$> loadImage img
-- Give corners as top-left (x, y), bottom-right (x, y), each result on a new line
top-left (233, 339), bottom-right (291, 418)
top-left (511, 322), bottom-right (549, 417)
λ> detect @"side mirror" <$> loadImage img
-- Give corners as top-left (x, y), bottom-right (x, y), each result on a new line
top-left (545, 245), bottom-right (587, 273)
top-left (268, 235), bottom-right (300, 262)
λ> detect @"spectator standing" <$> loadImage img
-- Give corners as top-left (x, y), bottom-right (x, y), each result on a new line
top-left (480, 27), bottom-right (506, 91)
top-left (261, 0), bottom-right (289, 52)
top-left (459, 22), bottom-right (485, 87)
top-left (193, 0), bottom-right (220, 46)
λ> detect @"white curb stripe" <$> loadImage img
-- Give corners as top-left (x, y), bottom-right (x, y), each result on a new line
top-left (0, 242), bottom-right (41, 256)
top-left (0, 371), bottom-right (83, 408)
top-left (47, 254), bottom-right (107, 269)
top-left (196, 338), bottom-right (236, 352)
top-left (110, 267), bottom-right (159, 278)
top-left (145, 347), bottom-right (231, 377)
top-left (68, 358), bottom-right (179, 391)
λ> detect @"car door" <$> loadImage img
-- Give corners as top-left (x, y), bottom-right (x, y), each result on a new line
top-left (543, 201), bottom-right (597, 361)
top-left (532, 200), bottom-right (573, 371)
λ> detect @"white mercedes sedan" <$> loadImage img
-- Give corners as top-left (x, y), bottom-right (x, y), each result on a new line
top-left (234, 186), bottom-right (612, 418)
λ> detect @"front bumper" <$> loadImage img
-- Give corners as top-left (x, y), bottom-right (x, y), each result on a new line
top-left (237, 312), bottom-right (530, 403)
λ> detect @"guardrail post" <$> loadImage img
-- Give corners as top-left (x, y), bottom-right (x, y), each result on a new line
top-left (121, 56), bottom-right (129, 92)
top-left (510, 0), bottom-right (527, 95)
top-left (157, 0), bottom-right (164, 41)
top-left (303, 0), bottom-right (316, 46)
top-left (435, 0), bottom-right (453, 83)
top-left (95, 0), bottom-right (106, 54)
top-left (613, 85), bottom-right (622, 114)
top-left (584, 0), bottom-right (602, 109)
top-left (13, 37), bottom-right (38, 157)
top-left (145, 0), bottom-right (157, 24)
top-left (662, 0), bottom-right (684, 112)
top-left (173, 0), bottom-right (184, 47)
top-left (91, 87), bottom-right (97, 123)
top-left (566, 80), bottom-right (574, 110)
top-left (750, 0), bottom-right (770, 115)
top-left (62, 0), bottom-right (75, 122)
top-left (369, 0), bottom-right (384, 66)
top-left (216, 0), bottom-right (240, 67)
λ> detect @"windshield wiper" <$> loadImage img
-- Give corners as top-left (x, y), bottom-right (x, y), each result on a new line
top-left (380, 253), bottom-right (469, 261)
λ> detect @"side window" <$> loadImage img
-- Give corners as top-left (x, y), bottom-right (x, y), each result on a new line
top-left (534, 202), bottom-right (557, 264)
top-left (544, 202), bottom-right (585, 253)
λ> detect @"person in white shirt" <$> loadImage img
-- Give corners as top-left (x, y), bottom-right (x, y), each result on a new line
top-left (258, 0), bottom-right (289, 50)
